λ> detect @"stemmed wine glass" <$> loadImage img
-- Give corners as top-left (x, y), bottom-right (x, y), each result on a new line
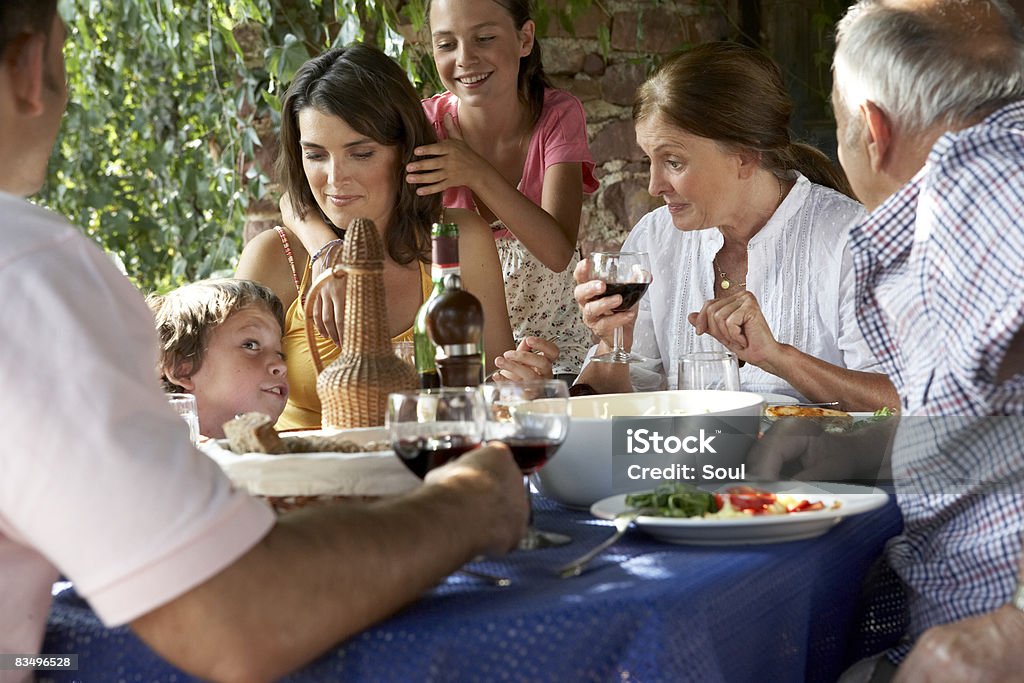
top-left (482, 379), bottom-right (570, 550)
top-left (587, 251), bottom-right (654, 363)
top-left (387, 387), bottom-right (486, 479)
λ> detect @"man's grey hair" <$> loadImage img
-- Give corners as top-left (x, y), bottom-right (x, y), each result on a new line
top-left (834, 0), bottom-right (1024, 134)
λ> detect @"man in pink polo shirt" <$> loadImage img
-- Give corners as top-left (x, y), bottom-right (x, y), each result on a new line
top-left (0, 4), bottom-right (526, 682)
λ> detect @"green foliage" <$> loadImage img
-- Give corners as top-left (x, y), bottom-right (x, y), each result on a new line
top-left (38, 0), bottom-right (618, 293)
top-left (39, 0), bottom-right (438, 293)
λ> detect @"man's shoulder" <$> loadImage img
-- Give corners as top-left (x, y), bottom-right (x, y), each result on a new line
top-left (932, 101), bottom-right (1024, 172)
top-left (0, 193), bottom-right (81, 266)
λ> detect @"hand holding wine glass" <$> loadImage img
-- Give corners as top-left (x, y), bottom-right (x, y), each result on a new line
top-left (388, 387), bottom-right (528, 582)
top-left (483, 379), bottom-right (570, 550)
top-left (582, 251), bottom-right (653, 364)
top-left (388, 387), bottom-right (486, 479)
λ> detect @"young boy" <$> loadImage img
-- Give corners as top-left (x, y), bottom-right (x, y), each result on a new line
top-left (147, 278), bottom-right (289, 438)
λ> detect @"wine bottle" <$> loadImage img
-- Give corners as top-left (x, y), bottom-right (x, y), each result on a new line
top-left (425, 273), bottom-right (485, 388)
top-left (413, 221), bottom-right (459, 389)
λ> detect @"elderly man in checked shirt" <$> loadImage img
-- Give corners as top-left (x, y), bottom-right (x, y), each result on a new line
top-left (751, 1), bottom-right (1024, 680)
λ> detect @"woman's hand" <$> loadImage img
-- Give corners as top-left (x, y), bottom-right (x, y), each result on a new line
top-left (406, 114), bottom-right (490, 196)
top-left (279, 195), bottom-right (346, 345)
top-left (309, 265), bottom-right (346, 346)
top-left (687, 290), bottom-right (783, 371)
top-left (492, 337), bottom-right (558, 382)
top-left (572, 259), bottom-right (638, 350)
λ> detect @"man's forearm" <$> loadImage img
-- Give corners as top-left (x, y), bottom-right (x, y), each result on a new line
top-left (131, 485), bottom-right (493, 683)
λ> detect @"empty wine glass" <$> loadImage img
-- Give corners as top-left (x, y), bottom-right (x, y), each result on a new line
top-left (587, 251), bottom-right (654, 363)
top-left (482, 380), bottom-right (570, 550)
top-left (677, 351), bottom-right (741, 391)
top-left (387, 387), bottom-right (486, 478)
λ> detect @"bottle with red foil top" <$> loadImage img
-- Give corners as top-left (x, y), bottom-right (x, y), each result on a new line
top-left (425, 273), bottom-right (485, 388)
top-left (413, 221), bottom-right (459, 389)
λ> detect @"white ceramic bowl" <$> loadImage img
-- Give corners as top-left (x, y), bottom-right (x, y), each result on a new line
top-left (535, 390), bottom-right (765, 509)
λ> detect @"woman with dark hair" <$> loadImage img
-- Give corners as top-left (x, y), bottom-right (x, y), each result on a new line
top-left (286, 0), bottom-right (597, 379)
top-left (575, 42), bottom-right (897, 411)
top-left (237, 43), bottom-right (514, 430)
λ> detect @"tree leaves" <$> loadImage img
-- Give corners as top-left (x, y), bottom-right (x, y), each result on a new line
top-left (38, 0), bottom-right (500, 293)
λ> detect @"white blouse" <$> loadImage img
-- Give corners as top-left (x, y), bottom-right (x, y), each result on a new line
top-left (608, 174), bottom-right (881, 398)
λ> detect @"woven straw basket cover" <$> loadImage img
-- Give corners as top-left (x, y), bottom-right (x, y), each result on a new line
top-left (304, 217), bottom-right (418, 429)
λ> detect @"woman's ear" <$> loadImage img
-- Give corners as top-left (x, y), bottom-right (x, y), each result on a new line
top-left (165, 361), bottom-right (196, 392)
top-left (735, 149), bottom-right (760, 180)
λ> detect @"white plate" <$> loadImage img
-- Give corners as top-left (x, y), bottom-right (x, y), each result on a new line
top-left (589, 482), bottom-right (889, 545)
top-left (758, 393), bottom-right (800, 407)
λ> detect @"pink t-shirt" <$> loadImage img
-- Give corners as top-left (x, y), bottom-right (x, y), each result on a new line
top-left (0, 193), bottom-right (275, 676)
top-left (421, 88), bottom-right (598, 236)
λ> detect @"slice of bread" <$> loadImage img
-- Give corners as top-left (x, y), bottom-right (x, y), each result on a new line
top-left (764, 405), bottom-right (854, 432)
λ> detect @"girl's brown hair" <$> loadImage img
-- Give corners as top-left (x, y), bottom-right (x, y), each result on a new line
top-left (633, 42), bottom-right (854, 198)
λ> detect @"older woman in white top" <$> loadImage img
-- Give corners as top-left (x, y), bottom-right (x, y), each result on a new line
top-left (574, 42), bottom-right (897, 411)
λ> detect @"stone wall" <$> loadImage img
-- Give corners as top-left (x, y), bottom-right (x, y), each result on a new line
top-left (541, 0), bottom-right (736, 254)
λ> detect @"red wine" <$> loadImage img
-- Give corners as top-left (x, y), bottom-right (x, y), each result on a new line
top-left (392, 433), bottom-right (479, 478)
top-left (598, 282), bottom-right (651, 312)
top-left (505, 438), bottom-right (562, 474)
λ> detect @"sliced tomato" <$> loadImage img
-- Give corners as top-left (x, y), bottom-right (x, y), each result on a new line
top-left (723, 485), bottom-right (777, 514)
top-left (786, 499), bottom-right (825, 512)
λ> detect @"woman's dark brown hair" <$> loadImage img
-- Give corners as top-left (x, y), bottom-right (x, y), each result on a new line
top-left (277, 43), bottom-right (441, 264)
top-left (633, 41), bottom-right (854, 198)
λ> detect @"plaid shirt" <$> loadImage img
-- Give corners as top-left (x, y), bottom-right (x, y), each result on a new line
top-left (850, 100), bottom-right (1024, 658)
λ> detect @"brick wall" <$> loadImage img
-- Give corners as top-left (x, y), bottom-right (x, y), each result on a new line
top-left (541, 0), bottom-right (736, 254)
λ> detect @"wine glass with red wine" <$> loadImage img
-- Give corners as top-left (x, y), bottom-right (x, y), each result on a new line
top-left (482, 380), bottom-right (570, 550)
top-left (387, 387), bottom-right (486, 479)
top-left (587, 251), bottom-right (653, 363)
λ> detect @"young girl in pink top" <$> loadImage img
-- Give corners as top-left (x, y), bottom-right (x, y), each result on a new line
top-left (410, 0), bottom-right (598, 377)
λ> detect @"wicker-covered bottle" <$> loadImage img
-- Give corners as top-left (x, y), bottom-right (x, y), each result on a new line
top-left (304, 217), bottom-right (418, 429)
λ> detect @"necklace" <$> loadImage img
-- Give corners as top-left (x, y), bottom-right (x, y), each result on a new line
top-left (714, 257), bottom-right (745, 290)
top-left (714, 179), bottom-right (781, 291)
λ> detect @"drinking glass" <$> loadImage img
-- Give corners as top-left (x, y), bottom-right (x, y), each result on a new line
top-left (587, 251), bottom-right (654, 363)
top-left (482, 380), bottom-right (570, 550)
top-left (167, 392), bottom-right (200, 445)
top-left (387, 387), bottom-right (486, 479)
top-left (677, 351), bottom-right (741, 391)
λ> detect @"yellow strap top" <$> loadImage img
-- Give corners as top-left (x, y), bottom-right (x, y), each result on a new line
top-left (276, 256), bottom-right (432, 431)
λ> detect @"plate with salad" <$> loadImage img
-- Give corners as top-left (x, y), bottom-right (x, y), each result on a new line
top-left (590, 482), bottom-right (889, 545)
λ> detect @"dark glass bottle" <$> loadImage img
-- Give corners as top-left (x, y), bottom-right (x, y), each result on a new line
top-left (425, 273), bottom-right (485, 388)
top-left (413, 221), bottom-right (459, 389)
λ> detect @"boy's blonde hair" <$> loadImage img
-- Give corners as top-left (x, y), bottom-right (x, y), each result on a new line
top-left (147, 278), bottom-right (285, 393)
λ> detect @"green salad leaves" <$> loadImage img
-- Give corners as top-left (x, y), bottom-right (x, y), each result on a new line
top-left (624, 483), bottom-right (717, 518)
